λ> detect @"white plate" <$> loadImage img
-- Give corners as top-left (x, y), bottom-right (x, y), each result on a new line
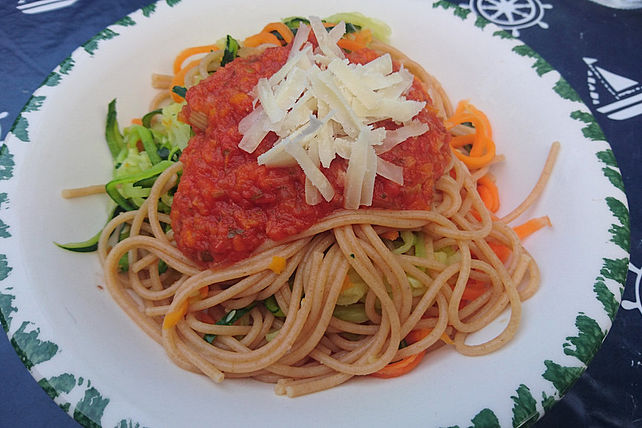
top-left (0, 0), bottom-right (630, 426)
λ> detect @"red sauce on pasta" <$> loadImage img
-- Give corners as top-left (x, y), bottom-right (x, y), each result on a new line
top-left (171, 45), bottom-right (450, 266)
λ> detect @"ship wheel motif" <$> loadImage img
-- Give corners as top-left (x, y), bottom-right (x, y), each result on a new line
top-left (622, 263), bottom-right (642, 316)
top-left (461, 0), bottom-right (553, 36)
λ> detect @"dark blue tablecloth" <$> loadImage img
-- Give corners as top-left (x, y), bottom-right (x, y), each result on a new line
top-left (0, 1), bottom-right (640, 427)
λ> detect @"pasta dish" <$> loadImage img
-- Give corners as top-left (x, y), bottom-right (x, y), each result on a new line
top-left (59, 13), bottom-right (559, 397)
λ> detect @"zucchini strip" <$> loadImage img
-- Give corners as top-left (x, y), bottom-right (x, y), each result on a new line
top-left (130, 125), bottom-right (162, 164)
top-left (105, 99), bottom-right (124, 160)
top-left (142, 109), bottom-right (162, 128)
top-left (55, 205), bottom-right (120, 252)
top-left (105, 160), bottom-right (174, 211)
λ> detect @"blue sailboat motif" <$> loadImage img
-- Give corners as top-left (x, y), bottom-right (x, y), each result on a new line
top-left (16, 0), bottom-right (78, 14)
top-left (585, 57), bottom-right (642, 120)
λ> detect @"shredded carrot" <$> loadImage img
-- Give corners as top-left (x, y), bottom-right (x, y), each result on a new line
top-left (268, 256), bottom-right (287, 274)
top-left (353, 28), bottom-right (373, 45)
top-left (371, 351), bottom-right (427, 378)
top-left (170, 59), bottom-right (201, 102)
top-left (198, 311), bottom-right (216, 324)
top-left (406, 328), bottom-right (454, 346)
top-left (488, 241), bottom-right (511, 263)
top-left (380, 230), bottom-right (399, 241)
top-left (131, 118), bottom-right (143, 125)
top-left (261, 22), bottom-right (294, 44)
top-left (461, 279), bottom-right (488, 301)
top-left (173, 44), bottom-right (219, 74)
top-left (337, 38), bottom-right (367, 52)
top-left (243, 32), bottom-right (281, 48)
top-left (477, 175), bottom-right (500, 213)
top-left (450, 133), bottom-right (474, 148)
top-left (199, 286), bottom-right (209, 299)
top-left (405, 328), bottom-right (431, 344)
top-left (513, 216), bottom-right (552, 240)
top-left (162, 299), bottom-right (189, 329)
top-left (446, 101), bottom-right (496, 169)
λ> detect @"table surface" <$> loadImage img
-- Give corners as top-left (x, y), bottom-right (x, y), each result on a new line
top-left (0, 1), bottom-right (640, 427)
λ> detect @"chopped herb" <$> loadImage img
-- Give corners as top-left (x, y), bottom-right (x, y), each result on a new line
top-left (171, 85), bottom-right (187, 98)
top-left (350, 253), bottom-right (355, 259)
top-left (227, 228), bottom-right (245, 239)
top-left (203, 304), bottom-right (256, 344)
top-left (270, 30), bottom-right (284, 42)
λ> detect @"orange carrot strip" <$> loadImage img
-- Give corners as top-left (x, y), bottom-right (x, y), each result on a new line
top-left (447, 101), bottom-right (496, 169)
top-left (131, 118), bottom-right (143, 125)
top-left (380, 230), bottom-right (399, 241)
top-left (477, 175), bottom-right (500, 213)
top-left (243, 32), bottom-right (281, 48)
top-left (173, 44), bottom-right (219, 75)
top-left (452, 148), bottom-right (496, 170)
top-left (353, 28), bottom-right (373, 45)
top-left (199, 286), bottom-right (209, 299)
top-left (162, 299), bottom-right (189, 329)
top-left (261, 22), bottom-right (294, 44)
top-left (337, 38), bottom-right (366, 52)
top-left (450, 133), bottom-right (475, 148)
top-left (371, 351), bottom-right (427, 378)
top-left (513, 216), bottom-right (552, 240)
top-left (406, 328), bottom-right (453, 346)
top-left (405, 328), bottom-right (432, 344)
top-left (199, 312), bottom-right (216, 324)
top-left (170, 59), bottom-right (201, 102)
top-left (461, 283), bottom-right (488, 301)
top-left (488, 241), bottom-right (511, 263)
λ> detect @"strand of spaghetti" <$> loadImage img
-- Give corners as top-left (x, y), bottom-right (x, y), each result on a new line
top-left (187, 240), bottom-right (309, 311)
top-left (175, 260), bottom-right (312, 372)
top-left (321, 226), bottom-right (399, 375)
top-left (277, 245), bottom-right (348, 365)
top-left (360, 224), bottom-right (414, 323)
top-left (395, 293), bottom-right (449, 360)
top-left (452, 236), bottom-right (523, 355)
top-left (501, 141), bottom-right (560, 224)
top-left (355, 229), bottom-right (411, 323)
top-left (146, 162), bottom-right (181, 244)
top-left (61, 184), bottom-right (105, 198)
top-left (170, 242), bottom-right (320, 368)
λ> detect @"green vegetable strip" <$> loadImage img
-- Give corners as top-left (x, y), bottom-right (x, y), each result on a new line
top-left (264, 295), bottom-right (285, 317)
top-left (392, 230), bottom-right (416, 254)
top-left (141, 109), bottom-right (162, 128)
top-left (282, 16), bottom-right (310, 31)
top-left (54, 205), bottom-right (120, 252)
top-left (221, 35), bottom-right (240, 67)
top-left (203, 303), bottom-right (256, 344)
top-left (105, 160), bottom-right (174, 211)
top-left (130, 125), bottom-right (161, 165)
top-left (172, 86), bottom-right (187, 98)
top-left (105, 99), bottom-right (124, 160)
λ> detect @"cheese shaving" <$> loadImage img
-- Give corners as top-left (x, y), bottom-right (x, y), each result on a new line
top-left (238, 16), bottom-right (429, 209)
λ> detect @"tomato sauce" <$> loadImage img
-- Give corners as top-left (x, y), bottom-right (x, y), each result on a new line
top-left (171, 45), bottom-right (451, 267)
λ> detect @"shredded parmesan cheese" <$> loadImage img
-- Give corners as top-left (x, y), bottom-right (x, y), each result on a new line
top-left (237, 17), bottom-right (429, 209)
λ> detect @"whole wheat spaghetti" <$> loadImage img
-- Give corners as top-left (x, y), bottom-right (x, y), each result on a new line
top-left (65, 15), bottom-right (559, 397)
